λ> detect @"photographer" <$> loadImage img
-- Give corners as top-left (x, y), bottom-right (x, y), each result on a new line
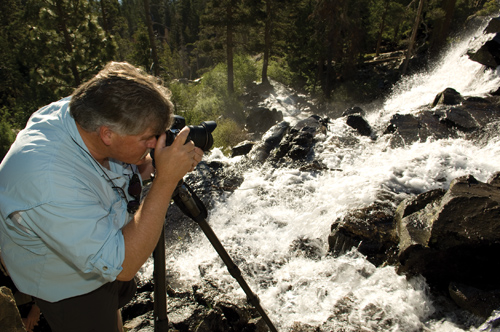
top-left (0, 62), bottom-right (203, 332)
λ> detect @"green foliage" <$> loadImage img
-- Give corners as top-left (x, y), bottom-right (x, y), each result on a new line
top-left (130, 22), bottom-right (152, 71)
top-left (211, 118), bottom-right (248, 155)
top-left (167, 54), bottom-right (259, 154)
top-left (0, 0), bottom-right (32, 127)
top-left (0, 112), bottom-right (16, 162)
top-left (168, 81), bottom-right (199, 119)
top-left (367, 0), bottom-right (410, 52)
top-left (264, 57), bottom-right (294, 86)
top-left (476, 0), bottom-right (500, 16)
top-left (2, 0), bottom-right (498, 137)
top-left (28, 0), bottom-right (117, 91)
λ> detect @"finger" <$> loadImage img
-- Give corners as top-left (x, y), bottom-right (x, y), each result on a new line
top-left (172, 126), bottom-right (191, 146)
top-left (155, 132), bottom-right (166, 150)
top-left (193, 148), bottom-right (204, 163)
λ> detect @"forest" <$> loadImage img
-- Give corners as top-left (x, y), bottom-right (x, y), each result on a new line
top-left (1, 0), bottom-right (499, 158)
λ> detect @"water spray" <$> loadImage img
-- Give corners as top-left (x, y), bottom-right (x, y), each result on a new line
top-left (152, 117), bottom-right (278, 332)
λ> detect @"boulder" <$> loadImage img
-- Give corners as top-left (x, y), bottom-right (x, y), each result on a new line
top-left (396, 175), bottom-right (500, 289)
top-left (384, 112), bottom-right (455, 147)
top-left (0, 286), bottom-right (25, 332)
top-left (328, 202), bottom-right (399, 266)
top-left (342, 106), bottom-right (365, 117)
top-left (272, 115), bottom-right (328, 162)
top-left (249, 121), bottom-right (290, 162)
top-left (345, 114), bottom-right (373, 137)
top-left (467, 17), bottom-right (500, 68)
top-left (449, 282), bottom-right (500, 318)
top-left (468, 33), bottom-right (500, 68)
top-left (231, 140), bottom-right (256, 157)
top-left (245, 107), bottom-right (284, 135)
top-left (438, 107), bottom-right (479, 131)
top-left (431, 88), bottom-right (464, 107)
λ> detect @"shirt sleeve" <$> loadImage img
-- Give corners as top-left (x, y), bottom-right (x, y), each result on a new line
top-left (18, 178), bottom-right (128, 282)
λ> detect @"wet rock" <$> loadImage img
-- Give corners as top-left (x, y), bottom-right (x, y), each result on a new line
top-left (290, 237), bottom-right (325, 260)
top-left (488, 171), bottom-right (500, 188)
top-left (0, 287), bottom-right (25, 332)
top-left (231, 140), bottom-right (256, 157)
top-left (476, 310), bottom-right (500, 330)
top-left (272, 115), bottom-right (328, 162)
top-left (467, 16), bottom-right (500, 69)
top-left (449, 282), bottom-right (500, 318)
top-left (124, 279), bottom-right (267, 332)
top-left (383, 88), bottom-right (500, 147)
top-left (396, 175), bottom-right (500, 289)
top-left (467, 16), bottom-right (500, 68)
top-left (384, 111), bottom-right (454, 147)
top-left (245, 107), bottom-right (284, 135)
top-left (342, 106), bottom-right (365, 117)
top-left (328, 203), bottom-right (399, 266)
top-left (384, 113), bottom-right (421, 146)
top-left (122, 288), bottom-right (154, 322)
top-left (289, 321), bottom-right (318, 332)
top-left (431, 88), bottom-right (464, 107)
top-left (345, 114), bottom-right (373, 137)
top-left (249, 121), bottom-right (290, 162)
top-left (438, 107), bottom-right (479, 131)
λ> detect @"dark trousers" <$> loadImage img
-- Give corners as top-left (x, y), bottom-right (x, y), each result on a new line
top-left (35, 279), bottom-right (136, 332)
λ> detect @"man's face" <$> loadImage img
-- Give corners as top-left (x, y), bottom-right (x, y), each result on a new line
top-left (109, 128), bottom-right (158, 165)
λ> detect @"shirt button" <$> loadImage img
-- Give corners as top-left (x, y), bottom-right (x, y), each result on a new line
top-left (103, 266), bottom-right (108, 271)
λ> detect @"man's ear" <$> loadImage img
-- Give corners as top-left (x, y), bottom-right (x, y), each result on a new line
top-left (99, 126), bottom-right (114, 146)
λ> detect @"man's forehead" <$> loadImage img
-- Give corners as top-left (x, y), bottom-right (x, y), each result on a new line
top-left (138, 127), bottom-right (161, 138)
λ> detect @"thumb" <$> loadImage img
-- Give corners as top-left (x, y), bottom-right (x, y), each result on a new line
top-left (172, 126), bottom-right (191, 146)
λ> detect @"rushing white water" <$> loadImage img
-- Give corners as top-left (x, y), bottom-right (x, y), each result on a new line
top-left (140, 19), bottom-right (500, 332)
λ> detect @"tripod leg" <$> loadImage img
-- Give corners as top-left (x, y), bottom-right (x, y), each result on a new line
top-left (174, 182), bottom-right (279, 332)
top-left (153, 228), bottom-right (169, 332)
top-left (196, 219), bottom-right (278, 332)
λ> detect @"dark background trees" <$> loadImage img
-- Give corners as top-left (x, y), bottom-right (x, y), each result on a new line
top-left (0, 0), bottom-right (498, 141)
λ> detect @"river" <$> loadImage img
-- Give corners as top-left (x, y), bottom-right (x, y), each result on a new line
top-left (141, 17), bottom-right (500, 332)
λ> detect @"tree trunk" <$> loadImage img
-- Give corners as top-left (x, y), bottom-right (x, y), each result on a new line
top-left (100, 0), bottom-right (110, 36)
top-left (55, 0), bottom-right (81, 86)
top-left (402, 0), bottom-right (425, 75)
top-left (375, 0), bottom-right (390, 57)
top-left (429, 0), bottom-right (457, 55)
top-left (261, 0), bottom-right (272, 86)
top-left (143, 0), bottom-right (160, 76)
top-left (226, 4), bottom-right (234, 95)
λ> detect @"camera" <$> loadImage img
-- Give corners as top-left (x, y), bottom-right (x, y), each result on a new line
top-left (150, 115), bottom-right (216, 169)
top-left (165, 115), bottom-right (217, 151)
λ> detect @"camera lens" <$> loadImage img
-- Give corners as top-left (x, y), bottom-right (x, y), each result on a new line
top-left (188, 121), bottom-right (217, 151)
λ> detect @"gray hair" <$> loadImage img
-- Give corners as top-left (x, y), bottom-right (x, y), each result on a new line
top-left (70, 62), bottom-right (173, 136)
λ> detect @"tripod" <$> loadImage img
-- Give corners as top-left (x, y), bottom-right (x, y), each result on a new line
top-left (153, 180), bottom-right (278, 332)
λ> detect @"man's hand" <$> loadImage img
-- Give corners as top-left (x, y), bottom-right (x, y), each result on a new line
top-left (118, 126), bottom-right (204, 281)
top-left (136, 154), bottom-right (155, 181)
top-left (153, 127), bottom-right (204, 184)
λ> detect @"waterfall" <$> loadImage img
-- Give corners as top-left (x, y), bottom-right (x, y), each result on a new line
top-left (140, 18), bottom-right (500, 332)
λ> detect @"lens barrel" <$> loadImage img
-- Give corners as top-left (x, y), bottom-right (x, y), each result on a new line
top-left (165, 117), bottom-right (217, 151)
top-left (187, 121), bottom-right (217, 151)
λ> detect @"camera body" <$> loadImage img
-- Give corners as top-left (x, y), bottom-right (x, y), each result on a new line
top-left (150, 115), bottom-right (217, 168)
top-left (165, 115), bottom-right (217, 152)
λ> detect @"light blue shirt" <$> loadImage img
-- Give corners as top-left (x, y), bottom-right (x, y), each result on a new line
top-left (0, 97), bottom-right (137, 302)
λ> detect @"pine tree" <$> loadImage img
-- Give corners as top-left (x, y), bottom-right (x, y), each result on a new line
top-left (199, 0), bottom-right (252, 94)
top-left (0, 0), bottom-right (28, 125)
top-left (27, 0), bottom-right (117, 96)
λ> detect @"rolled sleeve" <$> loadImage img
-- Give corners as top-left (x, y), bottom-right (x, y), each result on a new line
top-left (88, 235), bottom-right (124, 281)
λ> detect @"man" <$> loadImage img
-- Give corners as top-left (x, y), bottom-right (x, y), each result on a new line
top-left (0, 62), bottom-right (203, 331)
